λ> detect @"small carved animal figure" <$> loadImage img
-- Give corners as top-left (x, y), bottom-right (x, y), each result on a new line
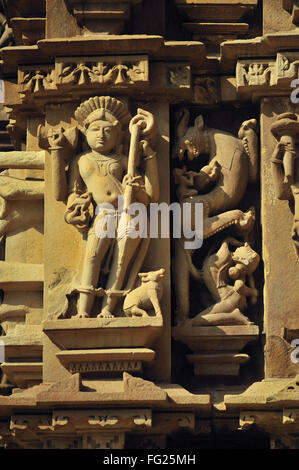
top-left (123, 268), bottom-right (165, 317)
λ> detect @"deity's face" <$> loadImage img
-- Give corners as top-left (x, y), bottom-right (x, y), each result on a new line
top-left (86, 119), bottom-right (120, 154)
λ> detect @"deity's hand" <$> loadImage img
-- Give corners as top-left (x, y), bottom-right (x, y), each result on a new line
top-left (276, 141), bottom-right (286, 152)
top-left (139, 139), bottom-right (155, 159)
top-left (47, 127), bottom-right (68, 150)
top-left (196, 161), bottom-right (220, 190)
top-left (130, 109), bottom-right (157, 147)
top-left (65, 192), bottom-right (93, 229)
top-left (123, 174), bottom-right (145, 195)
top-left (273, 141), bottom-right (294, 160)
top-left (202, 161), bottom-right (220, 181)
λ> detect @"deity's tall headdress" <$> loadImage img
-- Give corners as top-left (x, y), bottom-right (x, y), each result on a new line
top-left (75, 96), bottom-right (132, 129)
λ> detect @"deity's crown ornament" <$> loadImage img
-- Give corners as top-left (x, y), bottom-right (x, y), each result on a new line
top-left (75, 96), bottom-right (132, 129)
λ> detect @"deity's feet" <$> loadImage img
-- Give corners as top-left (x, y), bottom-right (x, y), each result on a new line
top-left (235, 207), bottom-right (255, 234)
top-left (230, 309), bottom-right (254, 326)
top-left (181, 309), bottom-right (253, 327)
top-left (97, 308), bottom-right (114, 319)
top-left (73, 312), bottom-right (90, 319)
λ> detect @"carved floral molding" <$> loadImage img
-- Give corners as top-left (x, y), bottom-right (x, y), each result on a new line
top-left (236, 52), bottom-right (299, 97)
top-left (17, 57), bottom-right (192, 101)
top-left (238, 53), bottom-right (299, 87)
top-left (56, 56), bottom-right (149, 88)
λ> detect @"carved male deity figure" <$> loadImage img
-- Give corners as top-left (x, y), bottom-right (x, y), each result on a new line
top-left (49, 96), bottom-right (160, 318)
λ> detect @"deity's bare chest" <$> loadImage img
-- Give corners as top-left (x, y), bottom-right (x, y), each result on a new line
top-left (79, 154), bottom-right (124, 201)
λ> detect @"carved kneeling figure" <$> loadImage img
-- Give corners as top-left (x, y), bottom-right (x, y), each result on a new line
top-left (123, 268), bottom-right (165, 317)
top-left (183, 240), bottom-right (260, 327)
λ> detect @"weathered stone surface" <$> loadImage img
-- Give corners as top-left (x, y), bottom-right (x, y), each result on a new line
top-left (0, 151), bottom-right (45, 169)
top-left (0, 0), bottom-right (297, 451)
top-left (261, 97), bottom-right (299, 378)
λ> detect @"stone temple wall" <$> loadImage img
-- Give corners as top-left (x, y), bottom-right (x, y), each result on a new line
top-left (0, 0), bottom-right (297, 450)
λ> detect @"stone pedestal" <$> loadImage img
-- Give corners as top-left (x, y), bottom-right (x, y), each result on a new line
top-left (43, 317), bottom-right (162, 379)
top-left (175, 0), bottom-right (258, 47)
top-left (173, 325), bottom-right (259, 376)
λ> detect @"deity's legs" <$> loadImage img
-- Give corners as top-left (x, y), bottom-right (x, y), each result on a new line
top-left (100, 235), bottom-right (141, 317)
top-left (76, 228), bottom-right (111, 318)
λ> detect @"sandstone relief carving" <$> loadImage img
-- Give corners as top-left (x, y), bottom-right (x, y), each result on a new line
top-left (56, 56), bottom-right (149, 88)
top-left (123, 268), bottom-right (165, 317)
top-left (276, 53), bottom-right (299, 81)
top-left (168, 64), bottom-right (190, 89)
top-left (0, 151), bottom-right (45, 237)
top-left (18, 66), bottom-right (55, 96)
top-left (0, 2), bottom-right (13, 49)
top-left (18, 57), bottom-right (149, 102)
top-left (45, 95), bottom-right (163, 319)
top-left (236, 53), bottom-right (299, 100)
top-left (240, 63), bottom-right (272, 87)
top-left (193, 77), bottom-right (219, 105)
top-left (183, 238), bottom-right (260, 327)
top-left (271, 112), bottom-right (299, 255)
top-left (172, 108), bottom-right (259, 326)
top-left (236, 60), bottom-right (275, 91)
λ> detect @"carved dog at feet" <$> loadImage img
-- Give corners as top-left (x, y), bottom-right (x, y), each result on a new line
top-left (123, 268), bottom-right (165, 317)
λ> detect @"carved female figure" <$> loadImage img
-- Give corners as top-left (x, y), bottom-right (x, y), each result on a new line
top-left (50, 96), bottom-right (160, 318)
